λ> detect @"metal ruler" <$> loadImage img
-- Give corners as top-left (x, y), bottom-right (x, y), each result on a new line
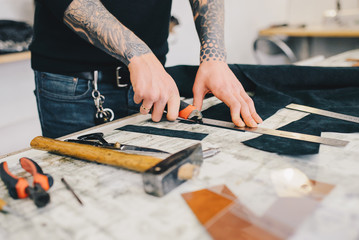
top-left (183, 118), bottom-right (349, 147)
top-left (286, 103), bottom-right (359, 124)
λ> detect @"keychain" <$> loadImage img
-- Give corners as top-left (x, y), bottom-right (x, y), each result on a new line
top-left (92, 71), bottom-right (114, 125)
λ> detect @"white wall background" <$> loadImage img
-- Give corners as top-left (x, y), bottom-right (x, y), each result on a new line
top-left (167, 0), bottom-right (359, 66)
top-left (0, 59), bottom-right (41, 156)
top-left (0, 0), bottom-right (34, 24)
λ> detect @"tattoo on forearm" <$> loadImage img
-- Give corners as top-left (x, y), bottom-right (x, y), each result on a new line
top-left (190, 0), bottom-right (227, 63)
top-left (64, 0), bottom-right (150, 65)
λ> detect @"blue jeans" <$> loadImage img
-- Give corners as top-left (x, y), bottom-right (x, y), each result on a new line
top-left (34, 71), bottom-right (140, 138)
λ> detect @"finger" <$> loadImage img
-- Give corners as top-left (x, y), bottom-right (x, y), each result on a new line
top-left (140, 100), bottom-right (153, 115)
top-left (165, 94), bottom-right (180, 121)
top-left (230, 104), bottom-right (245, 127)
top-left (252, 112), bottom-right (263, 123)
top-left (219, 87), bottom-right (255, 127)
top-left (151, 100), bottom-right (167, 122)
top-left (230, 96), bottom-right (254, 127)
top-left (241, 93), bottom-right (263, 124)
top-left (193, 86), bottom-right (208, 111)
top-left (230, 86), bottom-right (257, 127)
top-left (211, 88), bottom-right (245, 127)
top-left (133, 91), bottom-right (144, 105)
top-left (239, 101), bottom-right (257, 127)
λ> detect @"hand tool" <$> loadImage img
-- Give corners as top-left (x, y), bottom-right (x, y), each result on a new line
top-left (70, 131), bottom-right (217, 159)
top-left (66, 132), bottom-right (169, 154)
top-left (61, 177), bottom-right (83, 206)
top-left (178, 100), bottom-right (203, 121)
top-left (179, 101), bottom-right (349, 147)
top-left (0, 198), bottom-right (20, 216)
top-left (286, 103), bottom-right (359, 124)
top-left (30, 136), bottom-right (203, 197)
top-left (143, 143), bottom-right (203, 196)
top-left (202, 148), bottom-right (220, 159)
top-left (346, 58), bottom-right (359, 66)
top-left (0, 157), bottom-right (54, 208)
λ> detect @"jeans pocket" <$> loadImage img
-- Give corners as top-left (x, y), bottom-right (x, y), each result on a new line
top-left (38, 72), bottom-right (91, 101)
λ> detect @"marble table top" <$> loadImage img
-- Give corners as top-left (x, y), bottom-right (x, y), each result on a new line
top-left (1, 96), bottom-right (358, 240)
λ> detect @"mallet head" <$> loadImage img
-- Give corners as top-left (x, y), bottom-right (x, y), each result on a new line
top-left (142, 143), bottom-right (203, 197)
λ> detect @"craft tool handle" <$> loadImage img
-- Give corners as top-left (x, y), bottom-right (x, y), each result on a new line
top-left (19, 157), bottom-right (54, 191)
top-left (0, 198), bottom-right (6, 211)
top-left (30, 136), bottom-right (162, 172)
top-left (178, 100), bottom-right (202, 120)
top-left (0, 199), bottom-right (17, 215)
top-left (0, 161), bottom-right (29, 199)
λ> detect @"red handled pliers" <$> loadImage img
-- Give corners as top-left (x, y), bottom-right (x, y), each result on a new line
top-left (0, 157), bottom-right (53, 208)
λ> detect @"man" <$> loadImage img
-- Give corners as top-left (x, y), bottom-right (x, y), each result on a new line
top-left (30, 0), bottom-right (262, 138)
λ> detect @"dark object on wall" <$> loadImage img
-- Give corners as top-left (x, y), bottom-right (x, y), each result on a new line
top-left (0, 20), bottom-right (33, 54)
top-left (169, 16), bottom-right (180, 33)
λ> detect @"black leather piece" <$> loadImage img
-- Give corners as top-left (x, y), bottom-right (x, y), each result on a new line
top-left (167, 64), bottom-right (359, 155)
top-left (117, 124), bottom-right (208, 141)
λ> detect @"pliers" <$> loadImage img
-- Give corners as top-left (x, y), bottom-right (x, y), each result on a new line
top-left (0, 157), bottom-right (53, 208)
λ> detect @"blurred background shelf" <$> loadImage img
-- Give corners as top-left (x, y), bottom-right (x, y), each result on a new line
top-left (254, 26), bottom-right (359, 64)
top-left (259, 26), bottom-right (359, 37)
top-left (0, 51), bottom-right (30, 64)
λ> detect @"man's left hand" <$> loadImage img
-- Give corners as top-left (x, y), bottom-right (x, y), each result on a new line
top-left (192, 61), bottom-right (262, 127)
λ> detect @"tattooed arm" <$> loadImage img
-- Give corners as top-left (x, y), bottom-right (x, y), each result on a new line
top-left (189, 0), bottom-right (262, 127)
top-left (64, 0), bottom-right (180, 121)
top-left (190, 0), bottom-right (226, 63)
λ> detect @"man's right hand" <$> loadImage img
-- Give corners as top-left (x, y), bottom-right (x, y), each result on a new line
top-left (128, 53), bottom-right (180, 122)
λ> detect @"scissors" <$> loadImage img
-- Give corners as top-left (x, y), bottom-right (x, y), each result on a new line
top-left (66, 132), bottom-right (169, 154)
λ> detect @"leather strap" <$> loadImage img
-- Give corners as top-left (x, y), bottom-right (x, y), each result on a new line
top-left (62, 67), bottom-right (131, 87)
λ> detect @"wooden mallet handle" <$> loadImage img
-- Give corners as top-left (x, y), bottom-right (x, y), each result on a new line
top-left (30, 136), bottom-right (162, 172)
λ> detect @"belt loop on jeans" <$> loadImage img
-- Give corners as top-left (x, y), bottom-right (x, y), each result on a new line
top-left (116, 66), bottom-right (129, 88)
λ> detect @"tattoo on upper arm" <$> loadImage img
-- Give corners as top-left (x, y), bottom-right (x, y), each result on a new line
top-left (64, 0), bottom-right (150, 65)
top-left (190, 0), bottom-right (227, 63)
